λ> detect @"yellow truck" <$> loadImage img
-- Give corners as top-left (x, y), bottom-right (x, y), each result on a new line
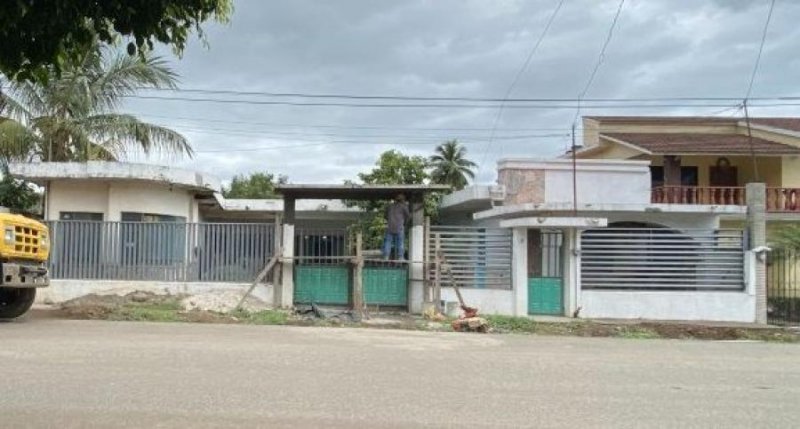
top-left (0, 212), bottom-right (49, 319)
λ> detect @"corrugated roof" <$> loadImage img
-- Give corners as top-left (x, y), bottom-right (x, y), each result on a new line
top-left (601, 133), bottom-right (800, 155)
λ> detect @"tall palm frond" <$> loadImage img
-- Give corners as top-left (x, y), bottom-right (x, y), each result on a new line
top-left (0, 42), bottom-right (191, 163)
top-left (429, 140), bottom-right (477, 191)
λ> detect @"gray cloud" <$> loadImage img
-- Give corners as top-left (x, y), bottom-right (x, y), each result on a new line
top-left (119, 0), bottom-right (799, 184)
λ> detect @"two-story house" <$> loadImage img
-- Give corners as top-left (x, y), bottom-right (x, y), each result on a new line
top-left (576, 116), bottom-right (800, 230)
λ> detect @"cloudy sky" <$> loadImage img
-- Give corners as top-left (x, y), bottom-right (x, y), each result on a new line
top-left (120, 0), bottom-right (800, 185)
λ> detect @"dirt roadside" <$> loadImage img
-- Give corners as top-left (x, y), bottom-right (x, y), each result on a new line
top-left (27, 291), bottom-right (800, 343)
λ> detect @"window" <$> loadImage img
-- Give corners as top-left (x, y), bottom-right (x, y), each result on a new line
top-left (59, 212), bottom-right (103, 221)
top-left (650, 166), bottom-right (664, 187)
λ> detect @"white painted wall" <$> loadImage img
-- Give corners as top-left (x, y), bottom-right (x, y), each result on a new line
top-left (47, 181), bottom-right (109, 220)
top-left (108, 182), bottom-right (196, 221)
top-left (605, 212), bottom-right (720, 230)
top-left (497, 159), bottom-right (651, 206)
top-left (45, 180), bottom-right (199, 222)
top-left (579, 291), bottom-right (755, 323)
top-left (37, 279), bottom-right (273, 305)
top-left (439, 287), bottom-right (514, 315)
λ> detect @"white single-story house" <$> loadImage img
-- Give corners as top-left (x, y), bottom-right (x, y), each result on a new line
top-left (9, 159), bottom-right (767, 323)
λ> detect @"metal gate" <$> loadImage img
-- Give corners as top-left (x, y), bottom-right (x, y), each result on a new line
top-left (528, 230), bottom-right (564, 315)
top-left (581, 228), bottom-right (745, 290)
top-left (767, 249), bottom-right (800, 325)
top-left (292, 227), bottom-right (409, 307)
top-left (427, 225), bottom-right (513, 289)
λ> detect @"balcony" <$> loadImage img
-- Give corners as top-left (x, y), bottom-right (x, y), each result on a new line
top-left (651, 186), bottom-right (800, 212)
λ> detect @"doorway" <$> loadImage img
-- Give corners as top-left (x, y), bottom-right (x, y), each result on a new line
top-left (527, 230), bottom-right (564, 315)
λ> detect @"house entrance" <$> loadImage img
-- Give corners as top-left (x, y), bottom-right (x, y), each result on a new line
top-left (527, 230), bottom-right (564, 315)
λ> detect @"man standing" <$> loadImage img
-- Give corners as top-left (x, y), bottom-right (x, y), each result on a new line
top-left (383, 193), bottom-right (410, 260)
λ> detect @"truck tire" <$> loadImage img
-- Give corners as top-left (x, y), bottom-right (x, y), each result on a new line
top-left (0, 287), bottom-right (36, 319)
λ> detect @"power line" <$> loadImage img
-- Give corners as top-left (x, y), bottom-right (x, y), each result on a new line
top-left (126, 94), bottom-right (800, 109)
top-left (745, 0), bottom-right (776, 100)
top-left (480, 0), bottom-right (566, 174)
top-left (572, 0), bottom-right (626, 127)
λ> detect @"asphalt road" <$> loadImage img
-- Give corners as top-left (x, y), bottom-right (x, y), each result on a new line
top-left (1, 318), bottom-right (799, 429)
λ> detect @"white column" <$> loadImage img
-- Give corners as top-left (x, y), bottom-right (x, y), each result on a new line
top-left (511, 227), bottom-right (528, 316)
top-left (563, 228), bottom-right (580, 317)
top-left (408, 202), bottom-right (425, 313)
top-left (277, 223), bottom-right (295, 308)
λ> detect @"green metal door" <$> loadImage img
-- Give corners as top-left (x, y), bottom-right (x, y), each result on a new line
top-left (294, 265), bottom-right (350, 305)
top-left (528, 230), bottom-right (564, 315)
top-left (364, 265), bottom-right (408, 306)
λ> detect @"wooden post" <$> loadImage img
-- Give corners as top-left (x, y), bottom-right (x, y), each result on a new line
top-left (353, 232), bottom-right (365, 319)
top-left (434, 232), bottom-right (442, 312)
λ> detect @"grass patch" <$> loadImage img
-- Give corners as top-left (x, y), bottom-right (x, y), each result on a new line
top-left (484, 315), bottom-right (538, 333)
top-left (614, 326), bottom-right (661, 340)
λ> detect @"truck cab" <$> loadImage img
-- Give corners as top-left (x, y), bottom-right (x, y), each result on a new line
top-left (0, 212), bottom-right (50, 319)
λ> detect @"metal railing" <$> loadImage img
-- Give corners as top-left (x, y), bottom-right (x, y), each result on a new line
top-left (651, 186), bottom-right (746, 205)
top-left (293, 227), bottom-right (350, 265)
top-left (47, 221), bottom-right (276, 283)
top-left (766, 248), bottom-right (800, 325)
top-left (581, 228), bottom-right (746, 291)
top-left (428, 225), bottom-right (513, 290)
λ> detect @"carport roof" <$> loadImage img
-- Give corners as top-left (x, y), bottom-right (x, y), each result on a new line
top-left (275, 184), bottom-right (450, 200)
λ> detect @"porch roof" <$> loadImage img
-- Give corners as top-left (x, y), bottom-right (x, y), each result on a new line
top-left (275, 184), bottom-right (449, 200)
top-left (600, 133), bottom-right (800, 155)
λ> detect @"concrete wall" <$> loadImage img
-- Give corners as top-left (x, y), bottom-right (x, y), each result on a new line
top-left (439, 287), bottom-right (514, 316)
top-left (46, 180), bottom-right (199, 222)
top-left (47, 181), bottom-right (109, 219)
top-left (497, 159), bottom-right (651, 207)
top-left (579, 291), bottom-right (755, 322)
top-left (38, 279), bottom-right (273, 304)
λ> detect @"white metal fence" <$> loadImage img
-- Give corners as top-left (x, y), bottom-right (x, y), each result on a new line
top-left (428, 225), bottom-right (513, 289)
top-left (580, 228), bottom-right (745, 291)
top-left (47, 221), bottom-right (276, 282)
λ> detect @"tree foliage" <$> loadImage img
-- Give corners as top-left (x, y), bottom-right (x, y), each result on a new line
top-left (429, 139), bottom-right (477, 191)
top-left (0, 167), bottom-right (39, 215)
top-left (223, 172), bottom-right (288, 199)
top-left (350, 150), bottom-right (442, 249)
top-left (0, 44), bottom-right (192, 162)
top-left (0, 0), bottom-right (232, 82)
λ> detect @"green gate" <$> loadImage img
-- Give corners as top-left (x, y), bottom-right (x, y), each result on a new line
top-left (294, 264), bottom-right (350, 305)
top-left (364, 265), bottom-right (408, 306)
top-left (528, 230), bottom-right (564, 315)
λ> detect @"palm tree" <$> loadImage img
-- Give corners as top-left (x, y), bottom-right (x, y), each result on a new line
top-left (429, 140), bottom-right (477, 191)
top-left (0, 44), bottom-right (192, 163)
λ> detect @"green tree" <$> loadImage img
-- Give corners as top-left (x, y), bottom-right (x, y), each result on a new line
top-left (0, 0), bottom-right (232, 82)
top-left (350, 150), bottom-right (439, 249)
top-left (223, 172), bottom-right (287, 199)
top-left (0, 167), bottom-right (40, 215)
top-left (429, 140), bottom-right (476, 191)
top-left (0, 44), bottom-right (192, 162)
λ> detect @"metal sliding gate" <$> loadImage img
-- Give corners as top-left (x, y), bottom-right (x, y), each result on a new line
top-left (580, 228), bottom-right (746, 291)
top-left (427, 225), bottom-right (513, 289)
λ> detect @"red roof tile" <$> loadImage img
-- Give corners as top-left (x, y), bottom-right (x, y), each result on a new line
top-left (750, 118), bottom-right (800, 133)
top-left (601, 133), bottom-right (800, 155)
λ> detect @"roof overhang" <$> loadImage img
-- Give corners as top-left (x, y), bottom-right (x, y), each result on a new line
top-left (499, 217), bottom-right (608, 229)
top-left (9, 161), bottom-right (220, 193)
top-left (275, 184), bottom-right (450, 200)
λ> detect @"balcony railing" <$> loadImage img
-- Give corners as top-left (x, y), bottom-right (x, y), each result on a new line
top-left (651, 186), bottom-right (800, 213)
top-left (766, 187), bottom-right (800, 212)
top-left (651, 186), bottom-right (746, 206)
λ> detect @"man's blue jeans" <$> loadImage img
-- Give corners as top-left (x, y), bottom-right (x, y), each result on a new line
top-left (382, 230), bottom-right (405, 260)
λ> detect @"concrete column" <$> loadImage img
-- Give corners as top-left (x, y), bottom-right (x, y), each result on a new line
top-left (746, 182), bottom-right (767, 324)
top-left (408, 199), bottom-right (425, 313)
top-left (563, 228), bottom-right (580, 317)
top-left (277, 223), bottom-right (295, 308)
top-left (511, 227), bottom-right (528, 316)
top-left (663, 155), bottom-right (682, 186)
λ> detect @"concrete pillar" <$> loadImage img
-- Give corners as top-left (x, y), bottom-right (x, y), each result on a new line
top-left (563, 228), bottom-right (580, 317)
top-left (511, 227), bottom-right (528, 316)
top-left (408, 198), bottom-right (425, 313)
top-left (746, 182), bottom-right (767, 324)
top-left (277, 223), bottom-right (295, 308)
